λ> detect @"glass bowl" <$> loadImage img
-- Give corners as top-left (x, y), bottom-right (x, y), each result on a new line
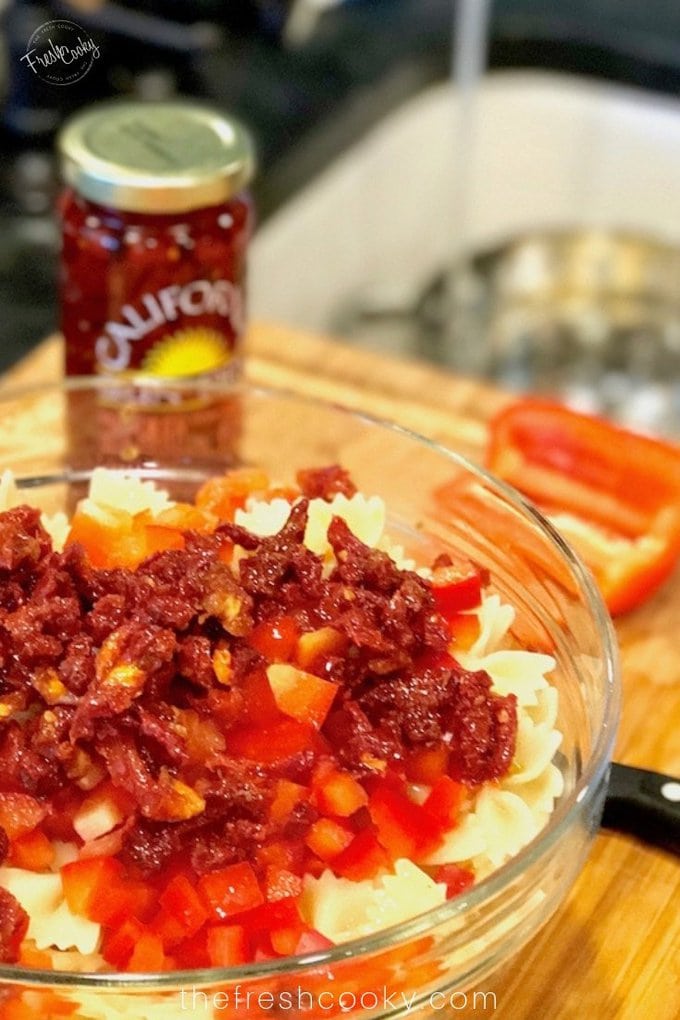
top-left (0, 377), bottom-right (620, 1020)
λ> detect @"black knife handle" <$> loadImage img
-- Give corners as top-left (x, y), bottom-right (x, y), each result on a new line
top-left (602, 762), bottom-right (680, 853)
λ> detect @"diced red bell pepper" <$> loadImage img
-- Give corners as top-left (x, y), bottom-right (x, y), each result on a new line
top-left (423, 776), bottom-right (465, 829)
top-left (266, 664), bottom-right (338, 730)
top-left (434, 863), bottom-right (475, 899)
top-left (294, 929), bottom-right (334, 955)
top-left (198, 862), bottom-right (264, 921)
top-left (269, 779), bottom-right (310, 825)
top-left (331, 829), bottom-right (390, 881)
top-left (126, 930), bottom-right (166, 972)
top-left (312, 767), bottom-right (368, 817)
top-left (88, 876), bottom-right (154, 927)
top-left (237, 669), bottom-right (282, 727)
top-left (255, 839), bottom-right (306, 875)
top-left (152, 502), bottom-right (217, 535)
top-left (431, 563), bottom-right (485, 616)
top-left (103, 917), bottom-right (146, 968)
top-left (61, 855), bottom-right (122, 918)
top-left (10, 828), bottom-right (55, 871)
top-left (174, 929), bottom-right (210, 969)
top-left (159, 874), bottom-right (209, 937)
top-left (405, 747), bottom-right (449, 785)
top-left (264, 866), bottom-right (303, 902)
top-left (249, 616), bottom-right (299, 663)
top-left (305, 818), bottom-right (354, 861)
top-left (447, 611), bottom-right (481, 650)
top-left (486, 398), bottom-right (680, 615)
top-left (224, 718), bottom-right (328, 764)
top-left (0, 792), bottom-right (46, 841)
top-left (295, 627), bottom-right (347, 671)
top-left (236, 895), bottom-right (302, 937)
top-left (369, 782), bottom-right (443, 861)
top-left (206, 924), bottom-right (249, 967)
top-left (195, 469), bottom-right (270, 520)
top-left (149, 909), bottom-right (188, 951)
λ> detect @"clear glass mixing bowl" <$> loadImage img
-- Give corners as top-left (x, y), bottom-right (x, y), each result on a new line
top-left (0, 378), bottom-right (619, 1020)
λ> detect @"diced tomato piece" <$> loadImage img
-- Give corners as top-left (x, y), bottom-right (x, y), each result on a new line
top-left (406, 747), bottom-right (449, 785)
top-left (61, 855), bottom-right (122, 918)
top-left (435, 863), bottom-right (475, 899)
top-left (127, 930), bottom-right (166, 972)
top-left (195, 469), bottom-right (270, 520)
top-left (305, 818), bottom-right (354, 861)
top-left (332, 829), bottom-right (390, 881)
top-left (224, 718), bottom-right (328, 764)
top-left (369, 783), bottom-right (442, 860)
top-left (249, 616), bottom-right (299, 663)
top-left (266, 664), bottom-right (337, 729)
top-left (198, 862), bottom-right (264, 921)
top-left (0, 793), bottom-right (46, 841)
top-left (87, 876), bottom-right (153, 927)
top-left (159, 874), bottom-right (209, 937)
top-left (312, 767), bottom-right (368, 817)
top-left (269, 779), bottom-right (309, 825)
top-left (264, 866), bottom-right (303, 902)
top-left (423, 776), bottom-right (465, 830)
top-left (431, 563), bottom-right (485, 617)
top-left (206, 925), bottom-right (249, 967)
top-left (10, 828), bottom-right (55, 871)
top-left (103, 917), bottom-right (145, 968)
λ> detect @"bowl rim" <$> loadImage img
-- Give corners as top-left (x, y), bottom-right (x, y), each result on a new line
top-left (0, 376), bottom-right (621, 989)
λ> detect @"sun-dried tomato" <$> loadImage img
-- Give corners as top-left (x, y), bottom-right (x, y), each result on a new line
top-left (0, 482), bottom-right (517, 878)
top-left (0, 888), bottom-right (29, 963)
top-left (296, 465), bottom-right (357, 501)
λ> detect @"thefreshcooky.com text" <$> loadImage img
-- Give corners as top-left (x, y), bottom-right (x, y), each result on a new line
top-left (179, 985), bottom-right (497, 1013)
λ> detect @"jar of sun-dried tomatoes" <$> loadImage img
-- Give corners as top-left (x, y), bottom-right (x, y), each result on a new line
top-left (58, 100), bottom-right (255, 383)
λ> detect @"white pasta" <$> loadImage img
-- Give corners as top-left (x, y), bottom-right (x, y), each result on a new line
top-left (301, 859), bottom-right (447, 943)
top-left (470, 787), bottom-right (541, 871)
top-left (86, 467), bottom-right (173, 517)
top-left (468, 594), bottom-right (515, 657)
top-left (236, 492), bottom-right (387, 556)
top-left (30, 900), bottom-right (101, 955)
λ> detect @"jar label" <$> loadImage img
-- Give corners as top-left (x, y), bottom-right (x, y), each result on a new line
top-left (94, 277), bottom-right (244, 376)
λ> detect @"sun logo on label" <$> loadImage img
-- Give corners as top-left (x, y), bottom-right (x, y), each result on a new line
top-left (142, 328), bottom-right (231, 377)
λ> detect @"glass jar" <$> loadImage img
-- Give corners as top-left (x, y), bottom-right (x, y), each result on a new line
top-left (58, 100), bottom-right (255, 384)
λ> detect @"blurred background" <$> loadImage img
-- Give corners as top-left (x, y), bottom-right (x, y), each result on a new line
top-left (1, 0), bottom-right (680, 432)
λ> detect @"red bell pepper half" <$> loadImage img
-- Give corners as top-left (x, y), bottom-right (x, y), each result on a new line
top-left (486, 399), bottom-right (680, 615)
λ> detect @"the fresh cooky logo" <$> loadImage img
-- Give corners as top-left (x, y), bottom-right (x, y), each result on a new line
top-left (21, 19), bottom-right (101, 86)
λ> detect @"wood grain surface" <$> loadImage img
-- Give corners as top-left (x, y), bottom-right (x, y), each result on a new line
top-left (4, 325), bottom-right (679, 1020)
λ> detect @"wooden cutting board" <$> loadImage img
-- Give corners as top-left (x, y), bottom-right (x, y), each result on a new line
top-left (4, 324), bottom-right (680, 1020)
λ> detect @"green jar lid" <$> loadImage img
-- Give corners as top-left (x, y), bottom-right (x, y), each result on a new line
top-left (58, 100), bottom-right (255, 214)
